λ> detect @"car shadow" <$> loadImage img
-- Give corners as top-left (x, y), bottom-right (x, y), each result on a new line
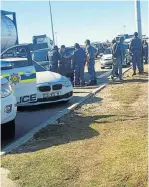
top-left (4, 96), bottom-right (112, 154)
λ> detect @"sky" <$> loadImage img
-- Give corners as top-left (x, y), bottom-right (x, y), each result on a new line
top-left (1, 1), bottom-right (148, 47)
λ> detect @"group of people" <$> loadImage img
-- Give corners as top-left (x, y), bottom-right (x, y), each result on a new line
top-left (111, 32), bottom-right (148, 80)
top-left (48, 39), bottom-right (97, 86)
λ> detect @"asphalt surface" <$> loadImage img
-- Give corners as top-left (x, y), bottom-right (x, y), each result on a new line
top-left (1, 60), bottom-right (119, 149)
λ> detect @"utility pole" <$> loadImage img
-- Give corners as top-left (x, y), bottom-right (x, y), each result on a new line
top-left (49, 0), bottom-right (55, 45)
top-left (55, 32), bottom-right (58, 46)
top-left (135, 0), bottom-right (142, 40)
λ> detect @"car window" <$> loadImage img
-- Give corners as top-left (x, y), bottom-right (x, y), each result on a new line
top-left (104, 48), bottom-right (112, 54)
top-left (33, 50), bottom-right (48, 62)
top-left (1, 46), bottom-right (28, 59)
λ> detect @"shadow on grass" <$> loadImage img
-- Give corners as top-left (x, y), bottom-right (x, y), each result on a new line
top-left (9, 96), bottom-right (116, 154)
top-left (110, 77), bottom-right (148, 85)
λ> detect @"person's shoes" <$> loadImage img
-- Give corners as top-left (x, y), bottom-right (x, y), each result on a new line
top-left (132, 72), bottom-right (136, 76)
top-left (119, 78), bottom-right (123, 81)
top-left (87, 80), bottom-right (97, 86)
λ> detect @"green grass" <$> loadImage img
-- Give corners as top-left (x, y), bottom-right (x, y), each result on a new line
top-left (1, 65), bottom-right (148, 187)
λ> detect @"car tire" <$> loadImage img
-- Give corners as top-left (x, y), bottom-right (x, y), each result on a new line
top-left (1, 119), bottom-right (15, 140)
top-left (101, 67), bottom-right (105, 69)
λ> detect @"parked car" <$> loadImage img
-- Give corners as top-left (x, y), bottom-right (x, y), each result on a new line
top-left (1, 76), bottom-right (17, 139)
top-left (33, 61), bottom-right (73, 105)
top-left (100, 48), bottom-right (113, 69)
top-left (1, 44), bottom-right (73, 106)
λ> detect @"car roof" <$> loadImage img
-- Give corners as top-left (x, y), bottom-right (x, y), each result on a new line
top-left (0, 57), bottom-right (28, 61)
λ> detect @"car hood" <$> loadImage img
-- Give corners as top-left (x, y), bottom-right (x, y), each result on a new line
top-left (36, 71), bottom-right (66, 84)
top-left (102, 54), bottom-right (112, 60)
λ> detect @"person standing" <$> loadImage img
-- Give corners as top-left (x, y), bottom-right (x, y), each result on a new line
top-left (112, 37), bottom-right (125, 81)
top-left (85, 39), bottom-right (97, 86)
top-left (143, 40), bottom-right (148, 64)
top-left (129, 32), bottom-right (142, 75)
top-left (72, 43), bottom-right (86, 87)
top-left (111, 38), bottom-right (119, 79)
top-left (59, 45), bottom-right (73, 81)
top-left (48, 45), bottom-right (60, 73)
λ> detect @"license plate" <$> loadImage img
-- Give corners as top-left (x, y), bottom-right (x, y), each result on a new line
top-left (43, 91), bottom-right (61, 98)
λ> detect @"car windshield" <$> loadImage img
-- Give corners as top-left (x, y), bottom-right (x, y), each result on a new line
top-left (104, 48), bottom-right (112, 54)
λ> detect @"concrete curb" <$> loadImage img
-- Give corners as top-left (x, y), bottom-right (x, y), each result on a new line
top-left (1, 84), bottom-right (106, 156)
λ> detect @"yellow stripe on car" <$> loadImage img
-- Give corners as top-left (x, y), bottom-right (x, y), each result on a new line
top-left (20, 78), bottom-right (36, 83)
top-left (2, 74), bottom-right (9, 78)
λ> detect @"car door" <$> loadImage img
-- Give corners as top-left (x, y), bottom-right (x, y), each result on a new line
top-left (1, 45), bottom-right (37, 106)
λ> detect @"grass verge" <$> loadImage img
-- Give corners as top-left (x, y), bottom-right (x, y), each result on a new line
top-left (1, 65), bottom-right (148, 187)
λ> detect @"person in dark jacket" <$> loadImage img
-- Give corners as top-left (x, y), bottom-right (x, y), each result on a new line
top-left (85, 39), bottom-right (97, 86)
top-left (112, 37), bottom-right (125, 80)
top-left (59, 45), bottom-right (73, 81)
top-left (48, 45), bottom-right (60, 73)
top-left (129, 32), bottom-right (142, 75)
top-left (72, 43), bottom-right (86, 86)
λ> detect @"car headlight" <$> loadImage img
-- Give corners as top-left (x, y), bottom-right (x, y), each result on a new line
top-left (63, 80), bottom-right (72, 87)
top-left (0, 83), bottom-right (12, 98)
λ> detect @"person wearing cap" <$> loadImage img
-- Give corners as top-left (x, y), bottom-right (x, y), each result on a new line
top-left (112, 36), bottom-right (125, 80)
top-left (72, 43), bottom-right (86, 86)
top-left (129, 32), bottom-right (142, 75)
top-left (85, 39), bottom-right (97, 86)
top-left (48, 45), bottom-right (60, 73)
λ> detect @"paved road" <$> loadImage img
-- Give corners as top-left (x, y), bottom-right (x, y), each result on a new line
top-left (2, 60), bottom-right (114, 148)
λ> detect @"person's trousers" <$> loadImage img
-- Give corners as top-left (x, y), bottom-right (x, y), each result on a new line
top-left (112, 58), bottom-right (118, 77)
top-left (88, 61), bottom-right (96, 81)
top-left (74, 63), bottom-right (85, 85)
top-left (112, 57), bottom-right (122, 79)
top-left (132, 50), bottom-right (141, 72)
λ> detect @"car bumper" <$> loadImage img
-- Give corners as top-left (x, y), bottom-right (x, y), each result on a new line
top-left (1, 93), bottom-right (17, 124)
top-left (22, 85), bottom-right (73, 106)
top-left (101, 60), bottom-right (113, 67)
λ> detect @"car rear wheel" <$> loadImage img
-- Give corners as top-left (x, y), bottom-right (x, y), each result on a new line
top-left (1, 119), bottom-right (15, 140)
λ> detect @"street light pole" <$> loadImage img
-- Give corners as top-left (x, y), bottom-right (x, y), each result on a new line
top-left (55, 32), bottom-right (58, 46)
top-left (49, 0), bottom-right (55, 45)
top-left (135, 0), bottom-right (142, 40)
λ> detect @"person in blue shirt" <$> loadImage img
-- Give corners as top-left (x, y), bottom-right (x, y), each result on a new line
top-left (143, 40), bottom-right (148, 64)
top-left (129, 32), bottom-right (142, 75)
top-left (72, 43), bottom-right (86, 86)
top-left (48, 45), bottom-right (60, 73)
top-left (112, 37), bottom-right (125, 80)
top-left (85, 39), bottom-right (97, 86)
top-left (59, 45), bottom-right (73, 81)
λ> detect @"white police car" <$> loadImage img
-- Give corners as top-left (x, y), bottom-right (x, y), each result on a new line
top-left (36, 71), bottom-right (73, 105)
top-left (1, 76), bottom-right (17, 139)
top-left (0, 44), bottom-right (73, 106)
